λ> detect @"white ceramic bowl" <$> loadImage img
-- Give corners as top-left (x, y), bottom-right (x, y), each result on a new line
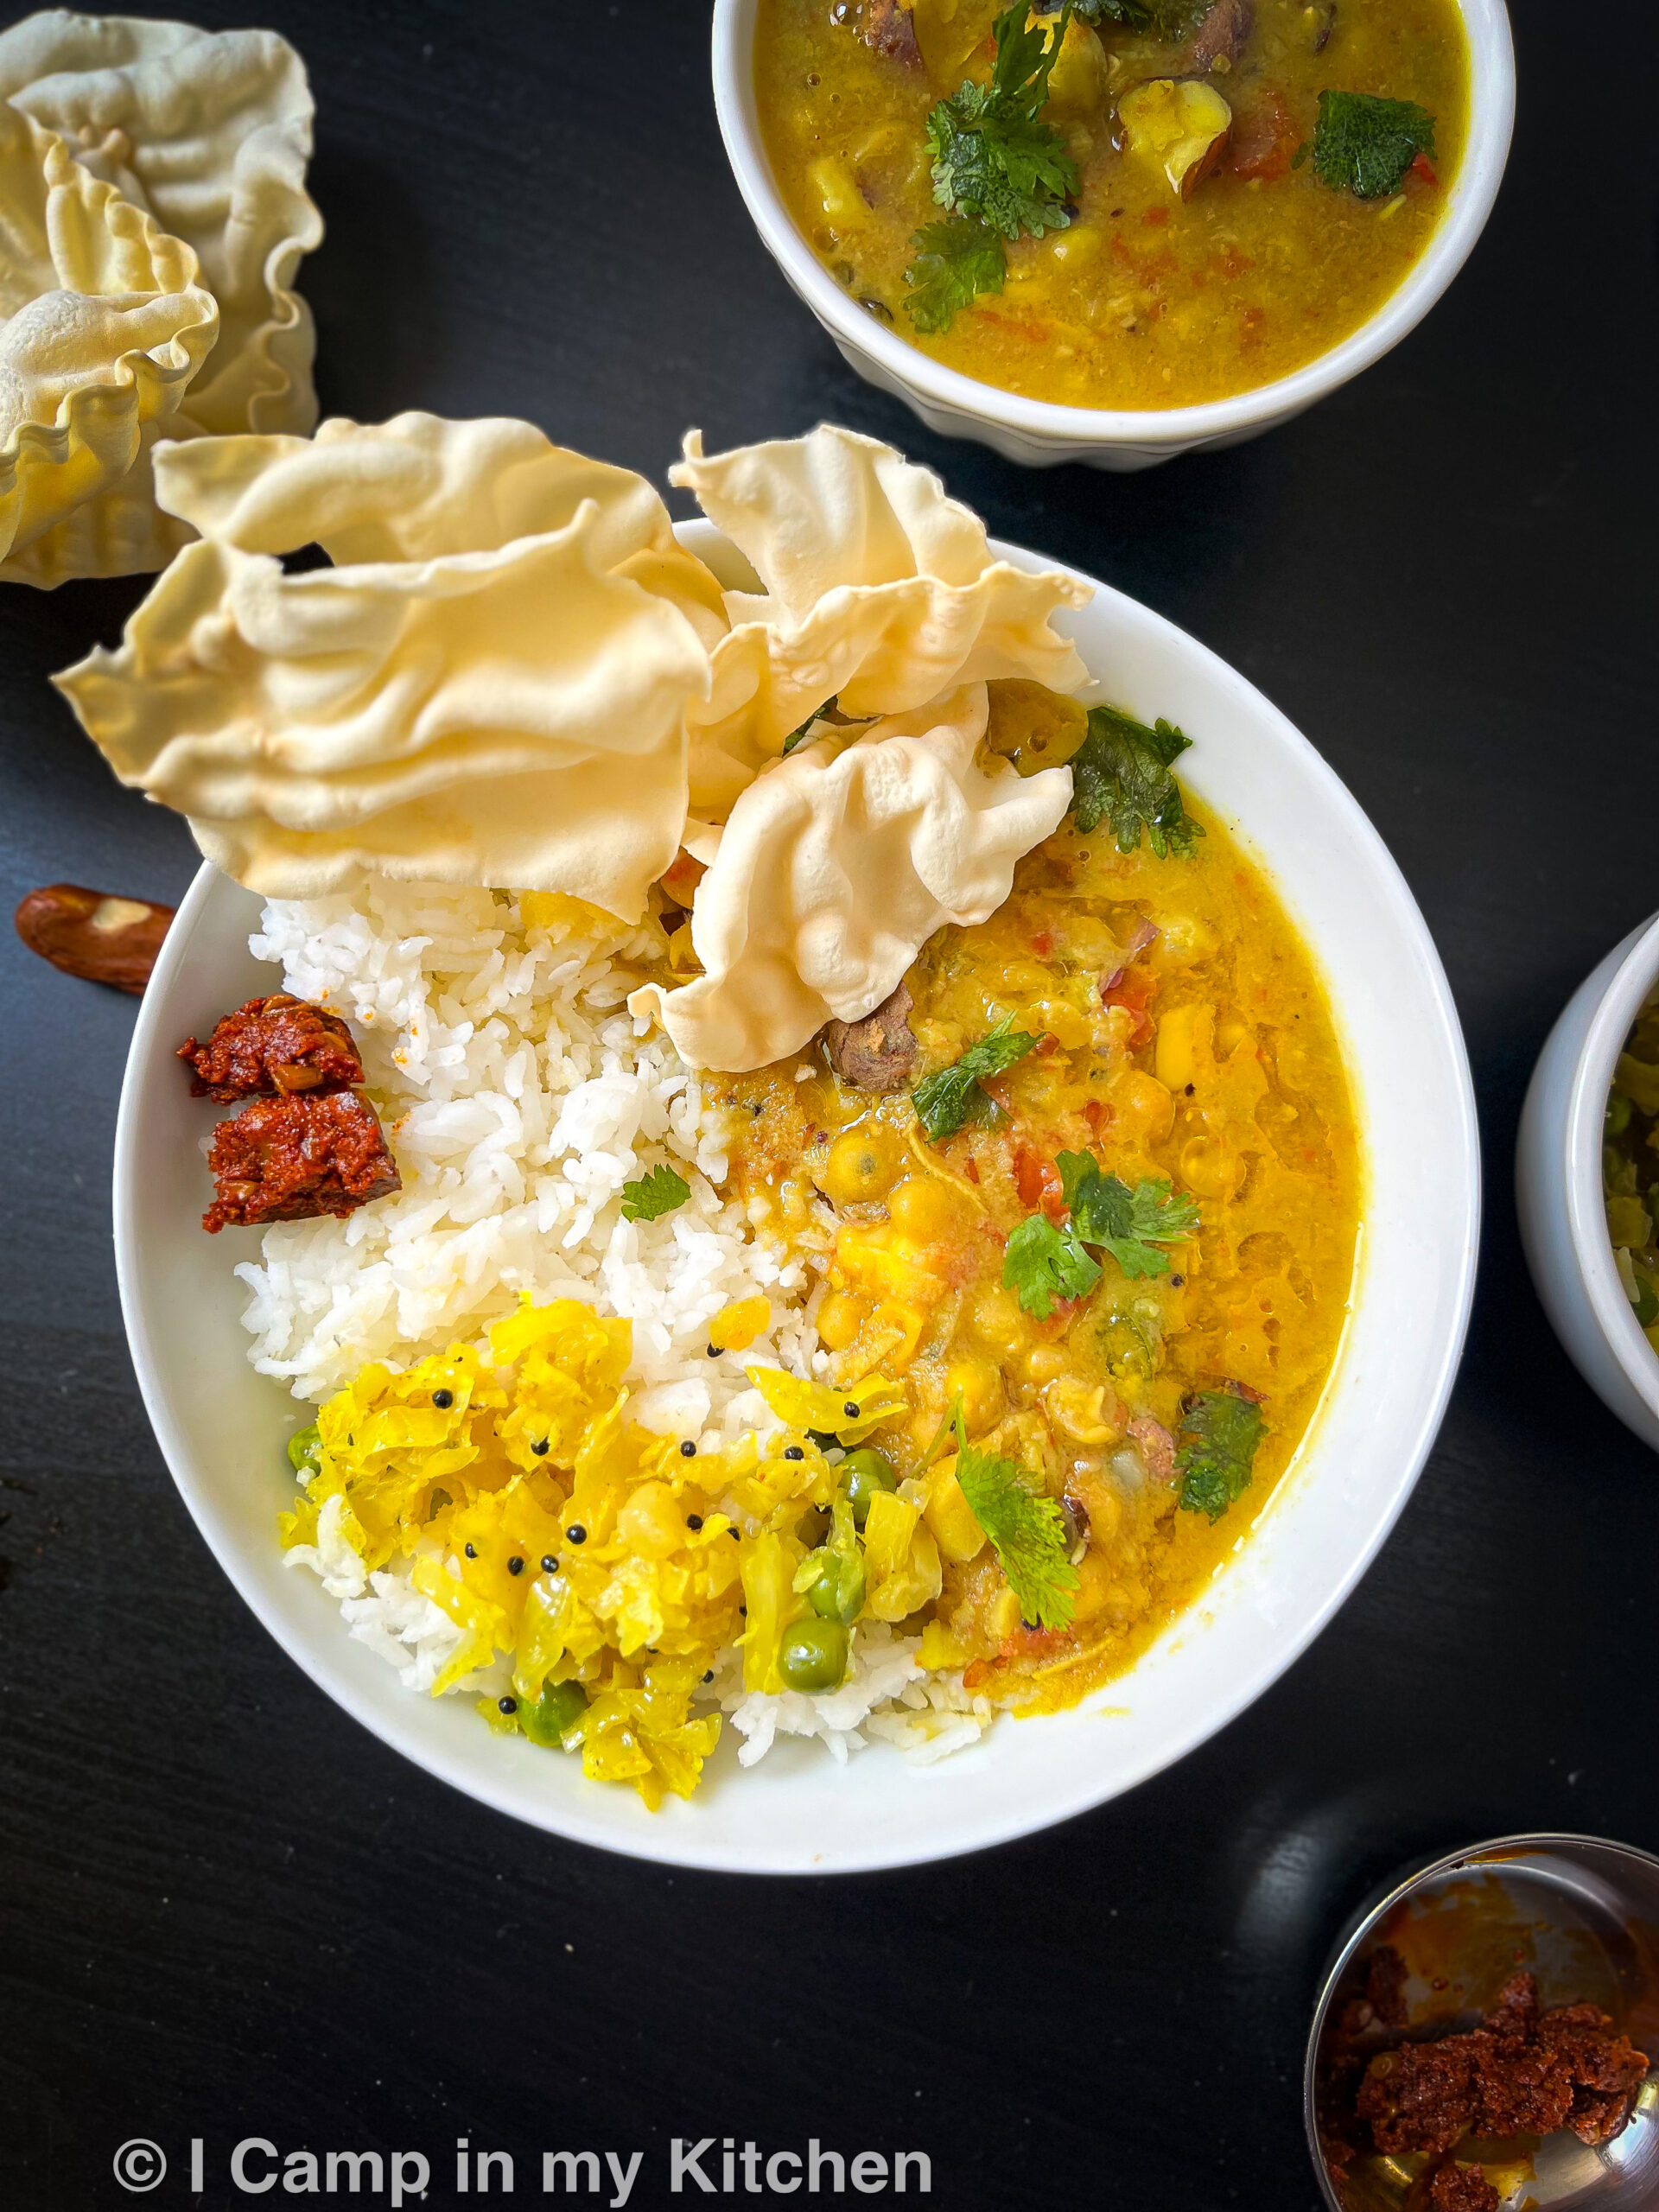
top-left (1516, 915), bottom-right (1659, 1455)
top-left (712, 0), bottom-right (1516, 470)
top-left (115, 521), bottom-right (1479, 1873)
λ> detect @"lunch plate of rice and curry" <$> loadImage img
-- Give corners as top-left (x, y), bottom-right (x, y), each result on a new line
top-left (85, 416), bottom-right (1477, 1869)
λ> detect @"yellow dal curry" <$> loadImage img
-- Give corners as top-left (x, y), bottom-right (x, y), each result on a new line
top-left (756, 0), bottom-right (1469, 410)
top-left (711, 677), bottom-right (1360, 1713)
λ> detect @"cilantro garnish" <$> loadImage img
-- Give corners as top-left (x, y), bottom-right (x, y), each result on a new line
top-left (1067, 0), bottom-right (1205, 29)
top-left (1004, 1155), bottom-right (1198, 1313)
top-left (1175, 1387), bottom-right (1266, 1522)
top-left (1068, 704), bottom-right (1202, 858)
top-left (912, 1014), bottom-right (1036, 1142)
top-left (905, 217), bottom-right (1007, 333)
top-left (782, 697), bottom-right (837, 755)
top-left (620, 1164), bottom-right (690, 1222)
top-left (1294, 91), bottom-right (1437, 200)
top-left (1003, 1212), bottom-right (1101, 1319)
top-left (1057, 1152), bottom-right (1200, 1278)
top-left (926, 3), bottom-right (1078, 243)
top-left (954, 1436), bottom-right (1078, 1630)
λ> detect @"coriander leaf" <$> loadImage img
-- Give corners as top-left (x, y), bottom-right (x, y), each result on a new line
top-left (1068, 703), bottom-right (1202, 858)
top-left (1003, 1212), bottom-right (1102, 1319)
top-left (954, 1440), bottom-right (1078, 1630)
top-left (1069, 0), bottom-right (1204, 29)
top-left (782, 696), bottom-right (837, 754)
top-left (1294, 91), bottom-right (1436, 200)
top-left (1057, 1153), bottom-right (1200, 1277)
top-left (986, 0), bottom-right (1069, 114)
top-left (620, 1163), bottom-right (690, 1222)
top-left (925, 3), bottom-right (1078, 243)
top-left (1176, 1387), bottom-right (1266, 1522)
top-left (912, 1014), bottom-right (1036, 1142)
top-left (1055, 1147), bottom-right (1100, 1217)
top-left (905, 218), bottom-right (1006, 334)
top-left (928, 103), bottom-right (1077, 239)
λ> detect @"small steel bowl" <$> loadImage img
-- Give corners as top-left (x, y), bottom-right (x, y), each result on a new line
top-left (1305, 1834), bottom-right (1659, 2209)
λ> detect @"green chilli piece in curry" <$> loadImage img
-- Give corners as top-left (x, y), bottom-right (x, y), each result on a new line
top-left (1605, 991), bottom-right (1659, 1340)
top-left (755, 0), bottom-right (1470, 410)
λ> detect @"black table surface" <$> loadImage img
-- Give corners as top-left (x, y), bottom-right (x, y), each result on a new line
top-left (3, 3), bottom-right (1655, 2206)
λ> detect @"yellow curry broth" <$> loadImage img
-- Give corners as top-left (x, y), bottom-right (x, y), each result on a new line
top-left (712, 711), bottom-right (1358, 1708)
top-left (755, 0), bottom-right (1468, 410)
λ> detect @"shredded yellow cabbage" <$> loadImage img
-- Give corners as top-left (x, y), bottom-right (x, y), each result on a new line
top-left (283, 1294), bottom-right (906, 1807)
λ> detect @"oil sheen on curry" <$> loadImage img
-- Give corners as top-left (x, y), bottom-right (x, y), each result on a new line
top-left (709, 677), bottom-right (1360, 1711)
top-left (756, 0), bottom-right (1469, 410)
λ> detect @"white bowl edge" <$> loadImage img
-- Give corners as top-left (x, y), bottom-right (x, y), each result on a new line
top-left (1517, 912), bottom-right (1659, 1454)
top-left (112, 521), bottom-right (1480, 1874)
top-left (711, 0), bottom-right (1516, 467)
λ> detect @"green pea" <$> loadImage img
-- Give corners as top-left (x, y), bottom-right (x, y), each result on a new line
top-left (779, 1617), bottom-right (850, 1694)
top-left (522, 1678), bottom-right (588, 1749)
top-left (1607, 1090), bottom-right (1634, 1139)
top-left (806, 1548), bottom-right (867, 1624)
top-left (287, 1423), bottom-right (322, 1478)
top-left (839, 1446), bottom-right (897, 1529)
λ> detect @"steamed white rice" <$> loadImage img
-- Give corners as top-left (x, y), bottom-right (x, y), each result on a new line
top-left (238, 880), bottom-right (991, 1772)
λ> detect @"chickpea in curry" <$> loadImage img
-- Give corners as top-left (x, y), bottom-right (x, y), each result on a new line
top-left (710, 677), bottom-right (1360, 1710)
top-left (755, 0), bottom-right (1470, 410)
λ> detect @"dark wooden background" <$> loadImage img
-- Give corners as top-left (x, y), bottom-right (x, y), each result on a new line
top-left (3, 3), bottom-right (1655, 2206)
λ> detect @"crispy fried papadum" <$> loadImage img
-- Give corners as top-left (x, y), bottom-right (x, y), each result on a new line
top-left (631, 685), bottom-right (1072, 1072)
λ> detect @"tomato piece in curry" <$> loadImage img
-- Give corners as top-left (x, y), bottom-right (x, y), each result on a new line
top-left (709, 678), bottom-right (1361, 1712)
top-left (754, 0), bottom-right (1470, 411)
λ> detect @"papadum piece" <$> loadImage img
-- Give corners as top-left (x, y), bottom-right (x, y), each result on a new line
top-left (54, 413), bottom-right (723, 922)
top-left (630, 684), bottom-right (1072, 1072)
top-left (0, 11), bottom-right (322, 441)
top-left (0, 102), bottom-right (215, 582)
top-left (672, 424), bottom-right (1090, 816)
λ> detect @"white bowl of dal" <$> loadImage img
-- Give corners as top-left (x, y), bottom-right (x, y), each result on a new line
top-left (710, 0), bottom-right (1516, 471)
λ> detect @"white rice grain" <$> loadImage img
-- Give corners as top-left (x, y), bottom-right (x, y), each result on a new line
top-left (247, 880), bottom-right (988, 1774)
